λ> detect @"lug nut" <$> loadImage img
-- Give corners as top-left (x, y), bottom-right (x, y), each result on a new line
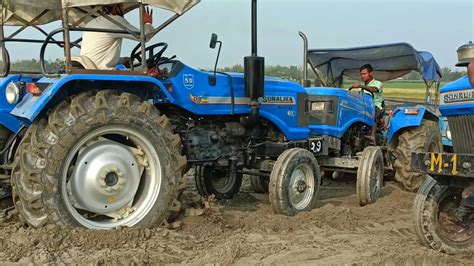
top-left (462, 162), bottom-right (471, 169)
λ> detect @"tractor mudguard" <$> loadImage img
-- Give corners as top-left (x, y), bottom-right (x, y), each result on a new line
top-left (387, 106), bottom-right (437, 143)
top-left (10, 74), bottom-right (174, 131)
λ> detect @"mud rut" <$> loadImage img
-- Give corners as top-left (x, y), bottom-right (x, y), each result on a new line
top-left (0, 171), bottom-right (472, 264)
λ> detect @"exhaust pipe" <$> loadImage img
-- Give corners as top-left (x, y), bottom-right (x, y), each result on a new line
top-left (242, 0), bottom-right (263, 127)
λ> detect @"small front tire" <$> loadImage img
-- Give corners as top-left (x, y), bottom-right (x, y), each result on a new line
top-left (269, 148), bottom-right (321, 216)
top-left (195, 165), bottom-right (242, 199)
top-left (357, 146), bottom-right (384, 206)
top-left (250, 175), bottom-right (269, 193)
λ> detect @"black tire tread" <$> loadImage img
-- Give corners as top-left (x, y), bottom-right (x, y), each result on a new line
top-left (393, 120), bottom-right (442, 192)
top-left (414, 176), bottom-right (474, 254)
top-left (12, 90), bottom-right (186, 228)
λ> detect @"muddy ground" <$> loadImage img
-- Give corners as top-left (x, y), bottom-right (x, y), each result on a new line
top-left (0, 173), bottom-right (472, 265)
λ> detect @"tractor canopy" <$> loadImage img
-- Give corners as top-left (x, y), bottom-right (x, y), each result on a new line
top-left (307, 43), bottom-right (442, 87)
top-left (0, 0), bottom-right (200, 26)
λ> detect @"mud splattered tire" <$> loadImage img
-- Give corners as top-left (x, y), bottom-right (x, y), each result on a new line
top-left (11, 90), bottom-right (186, 229)
top-left (357, 146), bottom-right (384, 206)
top-left (195, 165), bottom-right (242, 199)
top-left (393, 120), bottom-right (442, 192)
top-left (269, 148), bottom-right (321, 216)
top-left (250, 175), bottom-right (269, 193)
top-left (414, 176), bottom-right (474, 254)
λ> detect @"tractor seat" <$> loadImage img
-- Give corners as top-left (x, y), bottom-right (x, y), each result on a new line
top-left (71, 55), bottom-right (98, 70)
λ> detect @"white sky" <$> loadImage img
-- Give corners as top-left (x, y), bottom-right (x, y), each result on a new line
top-left (4, 0), bottom-right (474, 69)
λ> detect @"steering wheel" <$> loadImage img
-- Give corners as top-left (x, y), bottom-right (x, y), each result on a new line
top-left (349, 85), bottom-right (375, 98)
top-left (130, 42), bottom-right (168, 69)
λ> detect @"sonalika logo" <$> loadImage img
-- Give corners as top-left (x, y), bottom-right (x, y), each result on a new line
top-left (260, 96), bottom-right (295, 104)
top-left (443, 89), bottom-right (474, 103)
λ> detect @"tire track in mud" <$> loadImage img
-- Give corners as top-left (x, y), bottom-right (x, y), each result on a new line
top-left (0, 176), bottom-right (472, 264)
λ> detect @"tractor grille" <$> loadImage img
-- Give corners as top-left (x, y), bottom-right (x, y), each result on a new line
top-left (447, 115), bottom-right (474, 154)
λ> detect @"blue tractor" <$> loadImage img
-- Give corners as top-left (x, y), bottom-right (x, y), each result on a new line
top-left (298, 32), bottom-right (444, 193)
top-left (0, 0), bottom-right (443, 228)
top-left (411, 42), bottom-right (474, 253)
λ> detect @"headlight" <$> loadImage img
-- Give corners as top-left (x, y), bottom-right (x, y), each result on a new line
top-left (5, 82), bottom-right (20, 104)
top-left (311, 102), bottom-right (326, 111)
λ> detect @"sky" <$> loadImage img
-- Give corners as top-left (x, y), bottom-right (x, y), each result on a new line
top-left (3, 0), bottom-right (474, 69)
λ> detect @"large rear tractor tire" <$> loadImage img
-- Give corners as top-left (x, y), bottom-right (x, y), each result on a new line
top-left (195, 165), bottom-right (242, 199)
top-left (393, 120), bottom-right (442, 192)
top-left (269, 148), bottom-right (321, 216)
top-left (12, 90), bottom-right (186, 229)
top-left (414, 176), bottom-right (473, 254)
top-left (357, 146), bottom-right (384, 206)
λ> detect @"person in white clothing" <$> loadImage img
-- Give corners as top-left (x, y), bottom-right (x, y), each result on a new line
top-left (78, 4), bottom-right (154, 70)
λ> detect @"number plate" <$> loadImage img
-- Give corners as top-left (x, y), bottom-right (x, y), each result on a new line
top-left (427, 152), bottom-right (459, 176)
top-left (309, 139), bottom-right (324, 155)
top-left (411, 152), bottom-right (474, 178)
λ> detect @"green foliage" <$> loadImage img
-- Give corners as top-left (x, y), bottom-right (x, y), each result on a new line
top-left (440, 67), bottom-right (466, 82)
top-left (8, 60), bottom-right (468, 85)
top-left (10, 59), bottom-right (63, 73)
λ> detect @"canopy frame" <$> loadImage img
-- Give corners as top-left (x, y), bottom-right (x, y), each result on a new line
top-left (298, 31), bottom-right (443, 108)
top-left (0, 1), bottom-right (199, 76)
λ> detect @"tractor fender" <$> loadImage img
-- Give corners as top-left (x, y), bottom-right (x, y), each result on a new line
top-left (387, 106), bottom-right (438, 143)
top-left (10, 74), bottom-right (174, 130)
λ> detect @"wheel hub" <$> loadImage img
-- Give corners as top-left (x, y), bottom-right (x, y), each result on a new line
top-left (289, 164), bottom-right (315, 210)
top-left (296, 179), bottom-right (307, 193)
top-left (68, 140), bottom-right (142, 215)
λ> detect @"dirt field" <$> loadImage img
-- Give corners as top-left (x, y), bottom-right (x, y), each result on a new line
top-left (0, 173), bottom-right (472, 265)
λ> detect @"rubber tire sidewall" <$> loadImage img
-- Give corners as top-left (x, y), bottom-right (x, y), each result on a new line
top-left (357, 146), bottom-right (384, 206)
top-left (12, 91), bottom-right (185, 228)
top-left (250, 175), bottom-right (269, 193)
top-left (269, 148), bottom-right (321, 216)
top-left (195, 165), bottom-right (242, 200)
top-left (414, 176), bottom-right (474, 254)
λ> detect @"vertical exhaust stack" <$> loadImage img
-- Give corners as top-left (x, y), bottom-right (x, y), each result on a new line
top-left (242, 0), bottom-right (263, 126)
top-left (244, 0), bottom-right (264, 100)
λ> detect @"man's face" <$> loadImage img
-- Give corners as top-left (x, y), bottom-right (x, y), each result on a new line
top-left (468, 60), bottom-right (474, 87)
top-left (360, 69), bottom-right (373, 83)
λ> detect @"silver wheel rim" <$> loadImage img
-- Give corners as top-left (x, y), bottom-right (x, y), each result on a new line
top-left (61, 126), bottom-right (162, 229)
top-left (289, 163), bottom-right (315, 210)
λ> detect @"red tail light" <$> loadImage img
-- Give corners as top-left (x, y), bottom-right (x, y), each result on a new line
top-left (25, 83), bottom-right (41, 96)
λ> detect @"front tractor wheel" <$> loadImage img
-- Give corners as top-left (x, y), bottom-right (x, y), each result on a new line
top-left (269, 148), bottom-right (321, 216)
top-left (12, 91), bottom-right (186, 229)
top-left (195, 165), bottom-right (242, 199)
top-left (414, 176), bottom-right (474, 254)
top-left (357, 146), bottom-right (384, 206)
top-left (393, 120), bottom-right (442, 192)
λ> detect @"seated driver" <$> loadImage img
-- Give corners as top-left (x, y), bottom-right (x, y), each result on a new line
top-left (350, 64), bottom-right (385, 142)
top-left (79, 4), bottom-right (154, 70)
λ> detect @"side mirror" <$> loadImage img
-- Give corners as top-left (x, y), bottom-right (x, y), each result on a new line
top-left (210, 33), bottom-right (218, 49)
